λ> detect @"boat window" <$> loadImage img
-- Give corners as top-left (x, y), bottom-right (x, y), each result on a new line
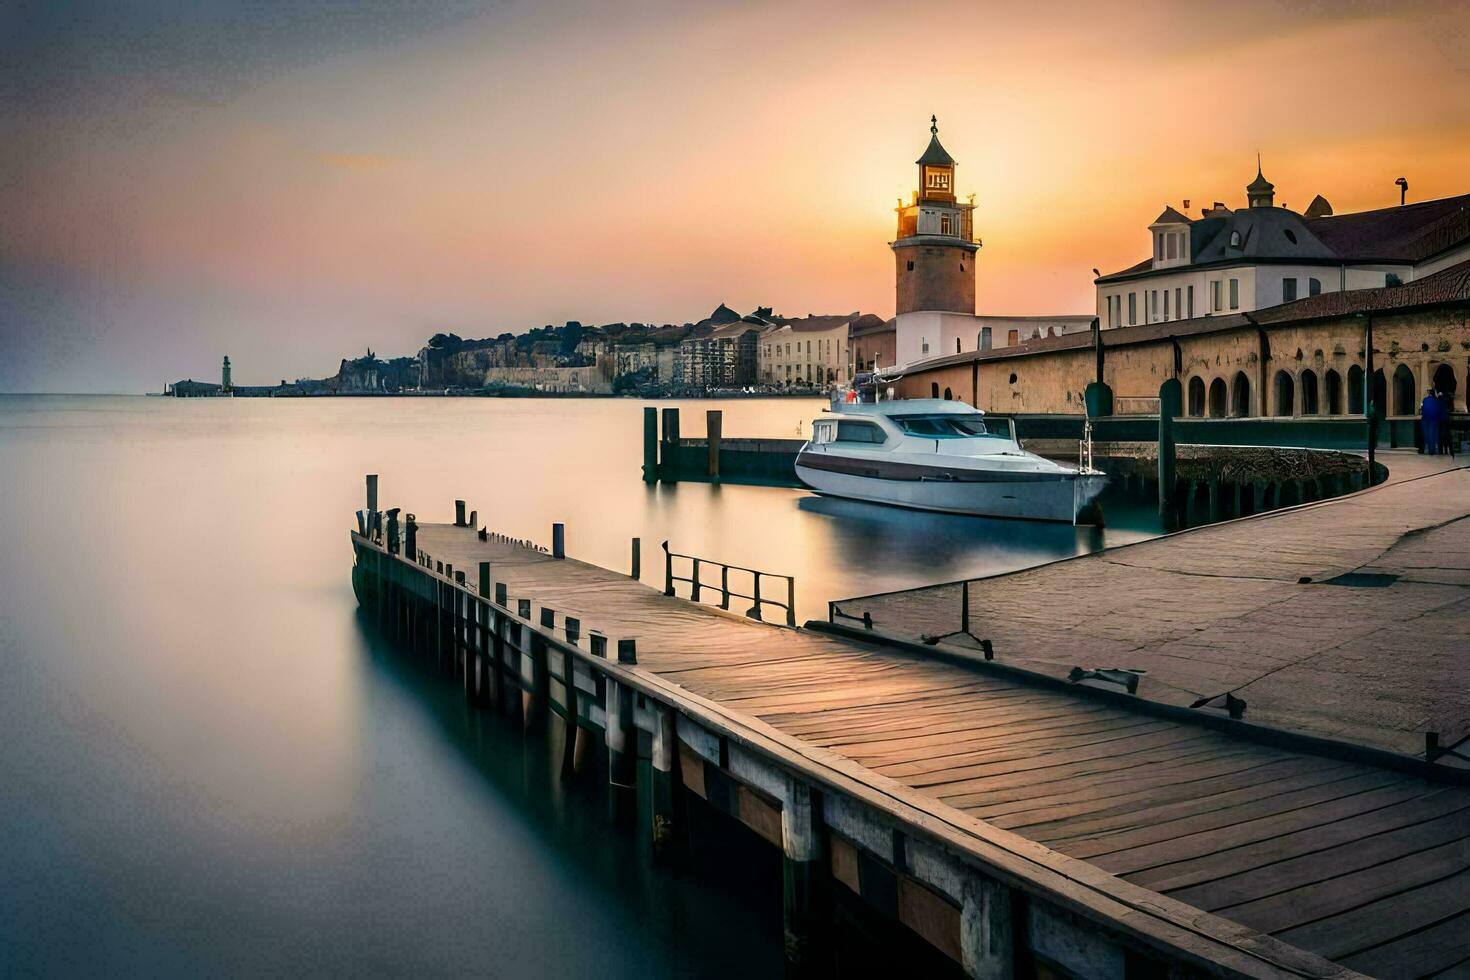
top-left (812, 421), bottom-right (836, 444)
top-left (834, 421), bottom-right (886, 444)
top-left (891, 414), bottom-right (1007, 438)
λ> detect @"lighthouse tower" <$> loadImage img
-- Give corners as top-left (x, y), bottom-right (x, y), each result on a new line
top-left (892, 117), bottom-right (978, 316)
top-left (222, 355), bottom-right (232, 392)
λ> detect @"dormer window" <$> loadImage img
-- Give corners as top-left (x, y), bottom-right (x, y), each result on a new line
top-left (1229, 230), bottom-right (1242, 248)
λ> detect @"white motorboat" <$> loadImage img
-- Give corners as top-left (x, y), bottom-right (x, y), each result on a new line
top-left (795, 397), bottom-right (1106, 523)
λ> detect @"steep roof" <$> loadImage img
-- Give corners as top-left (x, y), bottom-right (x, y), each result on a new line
top-left (916, 133), bottom-right (955, 167)
top-left (850, 316), bottom-right (896, 338)
top-left (1306, 193), bottom-right (1470, 263)
top-left (1150, 205), bottom-right (1190, 225)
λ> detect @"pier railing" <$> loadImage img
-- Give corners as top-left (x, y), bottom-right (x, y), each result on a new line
top-left (662, 541), bottom-right (796, 627)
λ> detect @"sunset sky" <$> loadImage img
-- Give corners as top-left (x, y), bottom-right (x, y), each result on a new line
top-left (4, 0), bottom-right (1468, 391)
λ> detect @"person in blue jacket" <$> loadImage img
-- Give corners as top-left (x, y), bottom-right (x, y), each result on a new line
top-left (1421, 388), bottom-right (1444, 455)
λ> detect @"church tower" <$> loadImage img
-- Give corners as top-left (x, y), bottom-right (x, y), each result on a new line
top-left (892, 117), bottom-right (979, 315)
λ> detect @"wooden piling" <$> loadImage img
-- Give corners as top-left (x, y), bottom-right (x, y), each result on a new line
top-left (642, 406), bottom-right (659, 483)
top-left (960, 874), bottom-right (1015, 979)
top-left (781, 777), bottom-right (830, 970)
top-left (651, 707), bottom-right (677, 857)
top-left (607, 679), bottom-right (635, 789)
top-left (631, 537), bottom-right (641, 580)
top-left (707, 409), bottom-right (723, 480)
top-left (552, 523), bottom-right (565, 560)
top-left (455, 499), bottom-right (466, 527)
top-left (366, 474), bottom-right (378, 513)
top-left (660, 407), bottom-right (680, 482)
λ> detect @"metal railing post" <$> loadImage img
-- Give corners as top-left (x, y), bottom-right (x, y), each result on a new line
top-left (786, 576), bottom-right (796, 628)
top-left (662, 540), bottom-right (674, 597)
top-left (720, 565), bottom-right (730, 610)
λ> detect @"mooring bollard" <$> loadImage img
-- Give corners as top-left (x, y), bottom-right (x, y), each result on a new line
top-left (455, 499), bottom-right (467, 527)
top-left (552, 523), bottom-right (565, 560)
top-left (617, 638), bottom-right (637, 665)
top-left (631, 537), bottom-right (641, 580)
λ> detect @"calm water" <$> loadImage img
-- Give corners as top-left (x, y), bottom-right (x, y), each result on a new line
top-left (0, 395), bottom-right (1162, 976)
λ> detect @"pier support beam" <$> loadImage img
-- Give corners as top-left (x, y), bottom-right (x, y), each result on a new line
top-left (651, 707), bottom-right (678, 859)
top-left (960, 873), bottom-right (1015, 979)
top-left (707, 409), bottom-right (722, 480)
top-left (605, 678), bottom-right (635, 816)
top-left (781, 777), bottom-right (830, 973)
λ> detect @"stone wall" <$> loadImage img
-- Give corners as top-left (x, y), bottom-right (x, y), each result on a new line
top-left (894, 303), bottom-right (1470, 418)
top-left (894, 242), bottom-right (975, 316)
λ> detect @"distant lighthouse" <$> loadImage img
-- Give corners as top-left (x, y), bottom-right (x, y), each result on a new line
top-left (222, 355), bottom-right (232, 392)
top-left (891, 116), bottom-right (979, 316)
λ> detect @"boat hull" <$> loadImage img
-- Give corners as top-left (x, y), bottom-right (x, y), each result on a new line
top-left (795, 452), bottom-right (1105, 523)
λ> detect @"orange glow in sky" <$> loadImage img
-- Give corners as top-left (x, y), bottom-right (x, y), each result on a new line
top-left (3, 0), bottom-right (1468, 390)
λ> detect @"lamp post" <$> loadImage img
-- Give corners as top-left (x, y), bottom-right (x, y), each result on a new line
top-left (1359, 312), bottom-right (1376, 484)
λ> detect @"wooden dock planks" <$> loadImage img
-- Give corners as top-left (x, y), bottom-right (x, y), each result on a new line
top-left (412, 522), bottom-right (1470, 977)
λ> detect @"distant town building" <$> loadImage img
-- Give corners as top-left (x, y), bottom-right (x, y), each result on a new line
top-left (758, 313), bottom-right (881, 387)
top-left (1096, 167), bottom-right (1470, 328)
top-left (851, 317), bottom-right (896, 373)
top-left (678, 320), bottom-right (761, 388)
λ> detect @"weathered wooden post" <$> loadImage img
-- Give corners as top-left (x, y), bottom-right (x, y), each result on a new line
top-left (660, 407), bottom-right (680, 482)
top-left (650, 707), bottom-right (678, 858)
top-left (1207, 475), bottom-right (1220, 523)
top-left (1158, 378), bottom-right (1182, 519)
top-left (366, 474), bottom-right (378, 513)
top-left (385, 508), bottom-right (400, 555)
top-left (455, 499), bottom-right (466, 527)
top-left (707, 409), bottom-right (723, 480)
top-left (642, 406), bottom-right (659, 483)
top-left (404, 513), bottom-right (417, 561)
top-left (631, 537), bottom-right (641, 579)
top-left (606, 678), bottom-right (635, 790)
top-left (960, 874), bottom-right (1015, 979)
top-left (781, 776), bottom-right (829, 971)
top-left (477, 562), bottom-right (495, 707)
top-left (552, 523), bottom-right (565, 559)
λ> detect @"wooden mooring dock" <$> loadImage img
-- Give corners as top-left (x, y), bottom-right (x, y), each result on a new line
top-left (351, 468), bottom-right (1469, 979)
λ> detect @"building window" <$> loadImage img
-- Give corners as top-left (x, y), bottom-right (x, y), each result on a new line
top-left (1211, 280), bottom-right (1221, 312)
top-left (1229, 230), bottom-right (1242, 248)
top-left (1309, 277), bottom-right (1322, 296)
top-left (1151, 290), bottom-right (1159, 319)
top-left (1187, 285), bottom-right (1194, 318)
top-left (907, 261), bottom-right (914, 271)
top-left (1166, 234), bottom-right (1177, 260)
top-left (955, 338), bottom-right (961, 353)
top-left (940, 215), bottom-right (953, 235)
top-left (1175, 287), bottom-right (1182, 320)
top-left (979, 327), bottom-right (992, 350)
top-left (1157, 233), bottom-right (1164, 259)
top-left (1127, 293), bottom-right (1137, 326)
top-left (1283, 278), bottom-right (1297, 303)
top-left (921, 339), bottom-right (929, 356)
top-left (1008, 329), bottom-right (1019, 346)
top-left (1164, 289), bottom-right (1170, 319)
top-left (1229, 278), bottom-right (1239, 309)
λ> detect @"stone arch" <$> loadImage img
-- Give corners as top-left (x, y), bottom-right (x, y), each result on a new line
top-left (1208, 378), bottom-right (1227, 418)
top-left (1187, 376), bottom-right (1206, 417)
top-left (1273, 369), bottom-right (1295, 417)
top-left (931, 382), bottom-right (940, 399)
top-left (1372, 369), bottom-right (1387, 417)
top-left (1324, 369), bottom-right (1343, 415)
top-left (943, 386), bottom-right (953, 400)
top-left (1347, 365), bottom-right (1364, 414)
top-left (1231, 371), bottom-right (1251, 417)
top-left (1392, 363), bottom-right (1416, 416)
top-left (1300, 369), bottom-right (1319, 415)
top-left (1433, 363), bottom-right (1459, 411)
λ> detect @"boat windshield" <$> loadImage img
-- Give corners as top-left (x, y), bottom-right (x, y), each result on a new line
top-left (890, 414), bottom-right (1008, 439)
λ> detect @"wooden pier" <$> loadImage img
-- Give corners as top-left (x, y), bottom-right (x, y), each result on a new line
top-left (351, 470), bottom-right (1469, 978)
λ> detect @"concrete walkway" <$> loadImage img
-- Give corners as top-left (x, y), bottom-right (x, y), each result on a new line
top-left (849, 451), bottom-right (1470, 759)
